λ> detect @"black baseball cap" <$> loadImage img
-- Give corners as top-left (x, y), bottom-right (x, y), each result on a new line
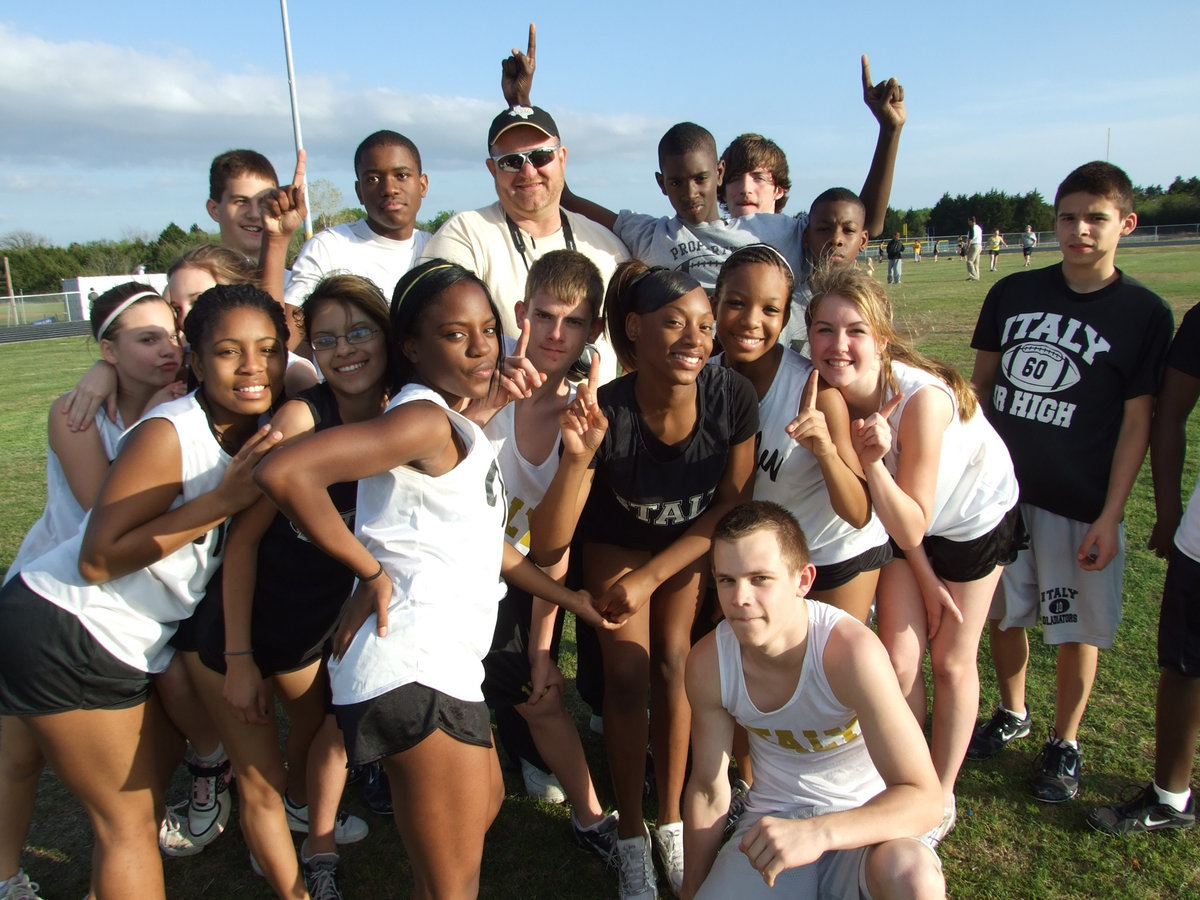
top-left (488, 105), bottom-right (560, 149)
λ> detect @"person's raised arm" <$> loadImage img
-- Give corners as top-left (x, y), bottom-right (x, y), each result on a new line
top-left (60, 361), bottom-right (119, 433)
top-left (852, 387), bottom-right (951, 550)
top-left (785, 371), bottom-right (870, 528)
top-left (501, 23), bottom-right (536, 109)
top-left (528, 353), bottom-right (606, 567)
top-left (681, 635), bottom-right (735, 899)
top-left (560, 184), bottom-right (619, 232)
top-left (738, 620), bottom-right (941, 886)
top-left (259, 151), bottom-right (307, 310)
top-left (78, 420), bottom-right (280, 583)
top-left (858, 55), bottom-right (906, 240)
top-left (1149, 367), bottom-right (1200, 557)
top-left (1078, 394), bottom-right (1153, 571)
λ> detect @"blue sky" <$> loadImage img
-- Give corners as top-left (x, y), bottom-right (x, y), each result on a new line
top-left (3, 2), bottom-right (1197, 246)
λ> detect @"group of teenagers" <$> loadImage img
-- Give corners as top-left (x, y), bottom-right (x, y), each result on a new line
top-left (1, 25), bottom-right (1194, 900)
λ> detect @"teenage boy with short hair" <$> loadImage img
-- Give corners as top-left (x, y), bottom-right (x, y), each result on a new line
top-left (284, 131), bottom-right (431, 308)
top-left (682, 501), bottom-right (944, 899)
top-left (718, 133), bottom-right (792, 217)
top-left (479, 249), bottom-right (619, 857)
top-left (968, 161), bottom-right (1174, 802)
top-left (1088, 300), bottom-right (1200, 834)
top-left (207, 149), bottom-right (280, 263)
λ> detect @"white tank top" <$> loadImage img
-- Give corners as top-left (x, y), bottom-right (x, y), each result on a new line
top-left (885, 362), bottom-right (1018, 541)
top-left (6, 410), bottom-right (125, 584)
top-left (330, 384), bottom-right (508, 706)
top-left (21, 393), bottom-right (231, 673)
top-left (717, 599), bottom-right (886, 817)
top-left (483, 387), bottom-right (574, 554)
top-left (750, 350), bottom-right (888, 565)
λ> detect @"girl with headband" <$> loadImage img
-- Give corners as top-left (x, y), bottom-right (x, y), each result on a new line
top-left (255, 259), bottom-right (613, 898)
top-left (530, 259), bottom-right (758, 899)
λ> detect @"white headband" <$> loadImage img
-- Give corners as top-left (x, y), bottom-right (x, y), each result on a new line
top-left (97, 290), bottom-right (161, 340)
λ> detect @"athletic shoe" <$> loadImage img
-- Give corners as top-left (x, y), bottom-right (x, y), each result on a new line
top-left (185, 756), bottom-right (233, 844)
top-left (920, 796), bottom-right (957, 849)
top-left (283, 795), bottom-right (369, 844)
top-left (967, 706), bottom-right (1031, 760)
top-left (1087, 783), bottom-right (1196, 834)
top-left (1032, 732), bottom-right (1081, 803)
top-left (159, 796), bottom-right (230, 858)
top-left (302, 852), bottom-right (344, 900)
top-left (615, 827), bottom-right (658, 900)
top-left (0, 870), bottom-right (44, 900)
top-left (361, 760), bottom-right (393, 816)
top-left (589, 713), bottom-right (605, 736)
top-left (572, 810), bottom-right (619, 868)
top-left (520, 757), bottom-right (566, 804)
top-left (724, 778), bottom-right (750, 839)
top-left (650, 822), bottom-right (683, 897)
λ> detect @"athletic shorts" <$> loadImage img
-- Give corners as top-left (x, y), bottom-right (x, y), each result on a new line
top-left (989, 504), bottom-right (1124, 647)
top-left (1158, 547), bottom-right (1200, 676)
top-left (697, 809), bottom-right (939, 899)
top-left (334, 682), bottom-right (492, 767)
top-left (0, 576), bottom-right (150, 715)
top-left (812, 542), bottom-right (893, 593)
top-left (1023, 246), bottom-right (1034, 258)
top-left (892, 504), bottom-right (1024, 583)
top-left (482, 583), bottom-right (564, 709)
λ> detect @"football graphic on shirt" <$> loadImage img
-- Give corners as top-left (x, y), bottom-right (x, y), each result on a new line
top-left (1001, 342), bottom-right (1081, 393)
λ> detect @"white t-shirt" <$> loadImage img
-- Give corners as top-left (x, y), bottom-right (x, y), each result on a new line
top-left (969, 223), bottom-right (983, 247)
top-left (284, 218), bottom-right (431, 306)
top-left (330, 384), bottom-right (508, 706)
top-left (421, 202), bottom-right (629, 385)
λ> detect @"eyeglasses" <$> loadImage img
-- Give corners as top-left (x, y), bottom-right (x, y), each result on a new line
top-left (491, 144), bottom-right (561, 174)
top-left (309, 326), bottom-right (380, 352)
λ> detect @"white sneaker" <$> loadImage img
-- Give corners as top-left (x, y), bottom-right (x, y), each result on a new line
top-left (650, 822), bottom-right (683, 897)
top-left (615, 827), bottom-right (658, 899)
top-left (0, 870), bottom-right (44, 900)
top-left (920, 795), bottom-right (957, 849)
top-left (520, 757), bottom-right (567, 804)
top-left (284, 795), bottom-right (369, 844)
top-left (159, 795), bottom-right (230, 858)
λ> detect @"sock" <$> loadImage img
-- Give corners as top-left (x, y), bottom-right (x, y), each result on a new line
top-left (301, 839), bottom-right (339, 866)
top-left (188, 742), bottom-right (226, 767)
top-left (999, 703), bottom-right (1027, 720)
top-left (1152, 781), bottom-right (1192, 812)
top-left (1052, 737), bottom-right (1079, 750)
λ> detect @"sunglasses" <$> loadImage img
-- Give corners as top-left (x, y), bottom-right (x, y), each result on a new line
top-left (309, 326), bottom-right (380, 352)
top-left (491, 144), bottom-right (561, 174)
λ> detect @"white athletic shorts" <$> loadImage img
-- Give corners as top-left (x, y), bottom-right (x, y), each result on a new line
top-left (696, 811), bottom-right (940, 900)
top-left (989, 503), bottom-right (1124, 648)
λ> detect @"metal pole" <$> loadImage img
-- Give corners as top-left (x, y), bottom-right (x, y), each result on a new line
top-left (280, 0), bottom-right (313, 239)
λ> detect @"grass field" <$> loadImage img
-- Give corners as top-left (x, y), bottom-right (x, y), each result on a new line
top-left (2, 245), bottom-right (1199, 898)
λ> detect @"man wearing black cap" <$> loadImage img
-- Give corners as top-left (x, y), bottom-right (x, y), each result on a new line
top-left (420, 102), bottom-right (628, 381)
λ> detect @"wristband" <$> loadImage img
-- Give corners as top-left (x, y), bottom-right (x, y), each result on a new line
top-left (223, 649), bottom-right (254, 657)
top-left (360, 562), bottom-right (385, 582)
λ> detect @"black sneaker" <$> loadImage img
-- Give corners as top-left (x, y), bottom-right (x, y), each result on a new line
top-left (302, 852), bottom-right (343, 900)
top-left (967, 706), bottom-right (1031, 760)
top-left (361, 760), bottom-right (394, 816)
top-left (1032, 733), bottom-right (1081, 802)
top-left (572, 810), bottom-right (619, 868)
top-left (1087, 783), bottom-right (1196, 834)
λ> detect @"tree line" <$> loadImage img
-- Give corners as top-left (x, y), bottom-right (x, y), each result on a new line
top-left (4, 176), bottom-right (1197, 295)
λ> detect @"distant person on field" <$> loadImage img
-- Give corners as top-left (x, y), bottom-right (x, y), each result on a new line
top-left (965, 216), bottom-right (982, 280)
top-left (913, 239), bottom-right (922, 262)
top-left (1088, 300), bottom-right (1200, 836)
top-left (284, 130), bottom-right (431, 309)
top-left (987, 229), bottom-right (1007, 271)
top-left (682, 501), bottom-right (945, 899)
top-left (1022, 225), bottom-right (1038, 267)
top-left (717, 133), bottom-right (791, 217)
top-left (932, 239), bottom-right (940, 261)
top-left (886, 232), bottom-right (904, 284)
top-left (968, 161), bottom-right (1174, 804)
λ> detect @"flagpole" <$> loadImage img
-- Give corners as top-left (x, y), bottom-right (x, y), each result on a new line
top-left (279, 0), bottom-right (313, 239)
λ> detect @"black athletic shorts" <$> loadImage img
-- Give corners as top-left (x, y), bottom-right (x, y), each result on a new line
top-left (482, 583), bottom-right (564, 709)
top-left (811, 542), bottom-right (893, 592)
top-left (892, 504), bottom-right (1026, 583)
top-left (0, 576), bottom-right (150, 715)
top-left (335, 682), bottom-right (492, 767)
top-left (1158, 548), bottom-right (1200, 676)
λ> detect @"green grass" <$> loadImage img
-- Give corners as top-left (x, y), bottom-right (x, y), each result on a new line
top-left (4, 245), bottom-right (1200, 898)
